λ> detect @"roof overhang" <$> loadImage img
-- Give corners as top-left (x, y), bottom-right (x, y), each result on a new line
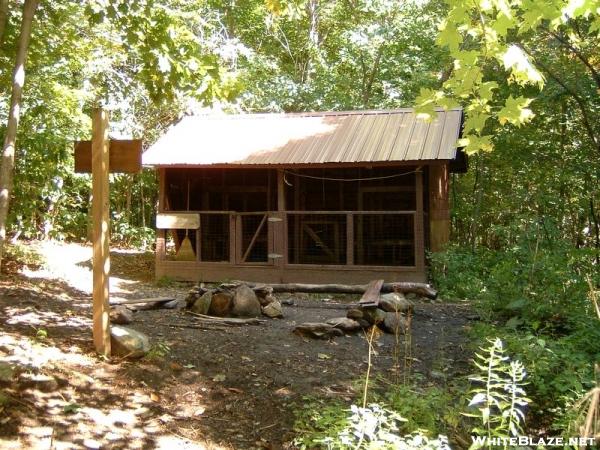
top-left (143, 108), bottom-right (464, 168)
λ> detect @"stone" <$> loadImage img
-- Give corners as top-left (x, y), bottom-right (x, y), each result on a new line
top-left (208, 292), bottom-right (233, 317)
top-left (293, 323), bottom-right (343, 339)
top-left (357, 319), bottom-right (371, 329)
top-left (346, 308), bottom-right (363, 320)
top-left (110, 326), bottom-right (150, 359)
top-left (281, 297), bottom-right (295, 306)
top-left (380, 312), bottom-right (407, 335)
top-left (18, 373), bottom-right (58, 392)
top-left (0, 362), bottom-right (15, 383)
top-left (185, 291), bottom-right (201, 308)
top-left (361, 307), bottom-right (387, 325)
top-left (191, 291), bottom-right (213, 315)
top-left (379, 292), bottom-right (413, 313)
top-left (326, 317), bottom-right (361, 333)
top-left (232, 285), bottom-right (262, 318)
top-left (262, 301), bottom-right (283, 318)
top-left (258, 294), bottom-right (277, 307)
top-left (110, 305), bottom-right (133, 325)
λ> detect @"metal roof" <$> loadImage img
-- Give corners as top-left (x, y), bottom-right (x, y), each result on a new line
top-left (142, 108), bottom-right (463, 167)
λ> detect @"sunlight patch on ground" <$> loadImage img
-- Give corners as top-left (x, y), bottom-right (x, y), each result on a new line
top-left (5, 307), bottom-right (91, 329)
top-left (23, 241), bottom-right (149, 296)
top-left (0, 333), bottom-right (93, 369)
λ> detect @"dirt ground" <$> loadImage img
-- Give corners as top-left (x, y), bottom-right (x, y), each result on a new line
top-left (0, 242), bottom-right (472, 449)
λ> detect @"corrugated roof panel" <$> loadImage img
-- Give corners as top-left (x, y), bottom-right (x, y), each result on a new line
top-left (142, 108), bottom-right (463, 166)
top-left (365, 112), bottom-right (391, 161)
top-left (389, 113), bottom-right (417, 161)
top-left (438, 110), bottom-right (462, 160)
top-left (422, 115), bottom-right (444, 159)
top-left (404, 115), bottom-right (431, 160)
top-left (347, 114), bottom-right (379, 162)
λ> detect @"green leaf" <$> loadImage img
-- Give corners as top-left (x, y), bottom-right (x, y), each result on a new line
top-left (63, 403), bottom-right (81, 414)
top-left (498, 95), bottom-right (535, 126)
top-left (437, 20), bottom-right (463, 52)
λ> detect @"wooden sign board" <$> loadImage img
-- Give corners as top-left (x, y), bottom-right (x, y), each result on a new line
top-left (74, 139), bottom-right (142, 173)
top-left (156, 213), bottom-right (200, 229)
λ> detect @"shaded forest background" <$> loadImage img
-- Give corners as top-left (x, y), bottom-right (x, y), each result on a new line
top-left (1, 0), bottom-right (599, 442)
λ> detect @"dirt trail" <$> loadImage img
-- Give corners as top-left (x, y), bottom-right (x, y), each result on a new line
top-left (0, 241), bottom-right (471, 449)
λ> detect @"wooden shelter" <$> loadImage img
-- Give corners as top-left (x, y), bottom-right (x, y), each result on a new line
top-left (143, 109), bottom-right (465, 284)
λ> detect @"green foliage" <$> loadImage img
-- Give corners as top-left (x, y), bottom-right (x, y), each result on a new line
top-left (294, 399), bottom-right (452, 450)
top-left (293, 382), bottom-right (460, 449)
top-left (417, 0), bottom-right (600, 154)
top-left (145, 340), bottom-right (171, 361)
top-left (431, 240), bottom-right (600, 433)
top-left (380, 383), bottom-right (458, 435)
top-left (465, 338), bottom-right (529, 446)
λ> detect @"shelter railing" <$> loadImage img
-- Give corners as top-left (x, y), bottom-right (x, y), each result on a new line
top-left (158, 210), bottom-right (416, 267)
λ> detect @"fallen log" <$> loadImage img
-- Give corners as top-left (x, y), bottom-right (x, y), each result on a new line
top-left (227, 281), bottom-right (437, 299)
top-left (110, 297), bottom-right (178, 310)
top-left (110, 297), bottom-right (175, 305)
top-left (185, 310), bottom-right (265, 325)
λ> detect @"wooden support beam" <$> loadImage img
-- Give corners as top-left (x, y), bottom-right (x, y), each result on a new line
top-left (428, 163), bottom-right (450, 252)
top-left (414, 169), bottom-right (425, 271)
top-left (92, 108), bottom-right (111, 356)
top-left (346, 213), bottom-right (354, 265)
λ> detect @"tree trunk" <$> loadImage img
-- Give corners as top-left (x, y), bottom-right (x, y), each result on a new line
top-left (0, 0), bottom-right (39, 269)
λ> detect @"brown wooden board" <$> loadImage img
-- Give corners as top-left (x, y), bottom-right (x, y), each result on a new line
top-left (156, 213), bottom-right (200, 229)
top-left (74, 139), bottom-right (142, 173)
top-left (359, 279), bottom-right (384, 306)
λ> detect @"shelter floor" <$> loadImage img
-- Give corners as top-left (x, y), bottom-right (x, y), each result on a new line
top-left (0, 241), bottom-right (472, 449)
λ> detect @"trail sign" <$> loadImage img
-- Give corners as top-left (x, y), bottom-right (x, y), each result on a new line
top-left (74, 109), bottom-right (142, 356)
top-left (74, 139), bottom-right (142, 173)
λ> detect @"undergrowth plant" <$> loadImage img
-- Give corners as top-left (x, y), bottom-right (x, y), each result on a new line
top-left (466, 338), bottom-right (529, 449)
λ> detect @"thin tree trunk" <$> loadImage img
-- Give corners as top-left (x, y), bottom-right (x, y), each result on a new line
top-left (0, 0), bottom-right (39, 269)
top-left (0, 0), bottom-right (9, 44)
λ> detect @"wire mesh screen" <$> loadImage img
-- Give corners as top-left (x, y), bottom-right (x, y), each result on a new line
top-left (199, 214), bottom-right (230, 262)
top-left (287, 214), bottom-right (347, 264)
top-left (354, 214), bottom-right (415, 266)
top-left (240, 214), bottom-right (268, 263)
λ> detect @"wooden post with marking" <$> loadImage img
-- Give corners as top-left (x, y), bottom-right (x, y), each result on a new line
top-left (92, 108), bottom-right (111, 356)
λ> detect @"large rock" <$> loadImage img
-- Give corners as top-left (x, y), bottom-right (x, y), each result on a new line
top-left (326, 317), bottom-right (361, 333)
top-left (293, 323), bottom-right (344, 339)
top-left (110, 305), bottom-right (133, 325)
top-left (381, 312), bottom-right (407, 335)
top-left (379, 292), bottom-right (413, 313)
top-left (185, 291), bottom-right (201, 308)
top-left (110, 326), bottom-right (150, 359)
top-left (361, 307), bottom-right (387, 325)
top-left (208, 291), bottom-right (233, 317)
top-left (191, 291), bottom-right (213, 315)
top-left (258, 294), bottom-right (277, 307)
top-left (232, 285), bottom-right (262, 317)
top-left (346, 308), bottom-right (363, 320)
top-left (262, 300), bottom-right (283, 318)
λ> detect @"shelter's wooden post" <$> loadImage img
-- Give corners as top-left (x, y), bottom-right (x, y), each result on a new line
top-left (155, 168), bottom-right (166, 263)
top-left (92, 108), bottom-right (110, 356)
top-left (274, 169), bottom-right (286, 269)
top-left (429, 163), bottom-right (450, 252)
top-left (346, 213), bottom-right (354, 265)
top-left (414, 168), bottom-right (425, 272)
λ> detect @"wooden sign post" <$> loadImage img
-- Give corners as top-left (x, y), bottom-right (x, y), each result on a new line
top-left (75, 108), bottom-right (142, 356)
top-left (92, 109), bottom-right (111, 356)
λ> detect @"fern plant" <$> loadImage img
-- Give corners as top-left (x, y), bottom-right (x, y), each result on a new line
top-left (466, 338), bottom-right (529, 449)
